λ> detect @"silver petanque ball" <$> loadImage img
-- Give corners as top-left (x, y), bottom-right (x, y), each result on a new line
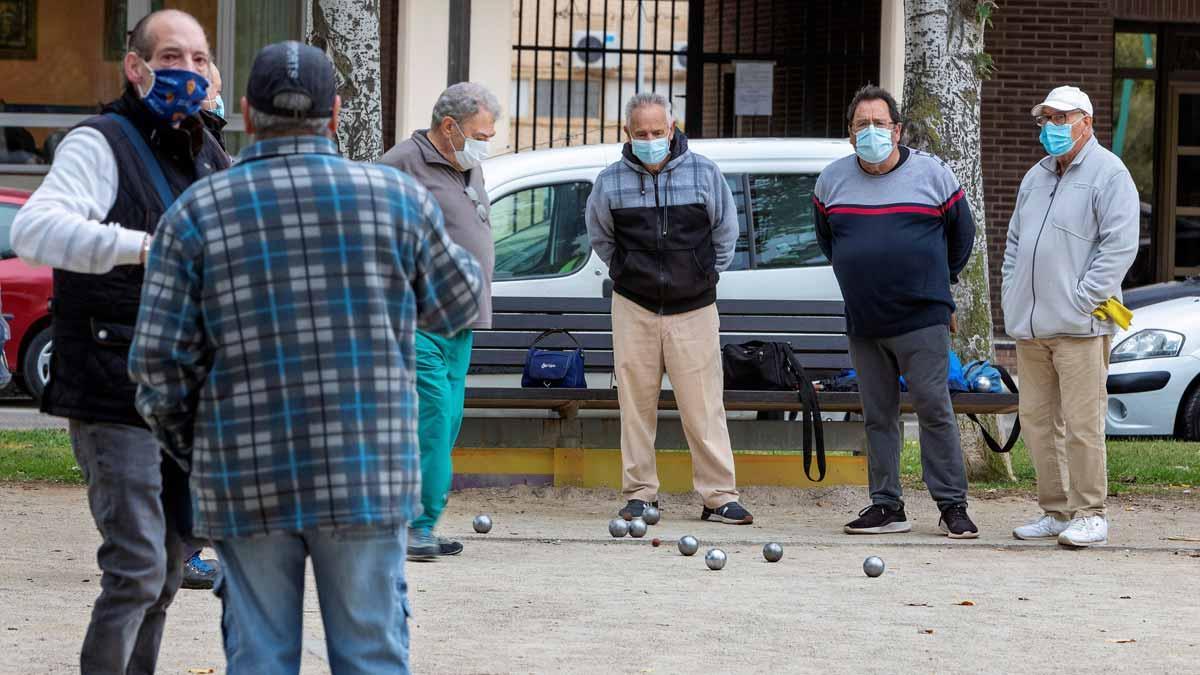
top-left (763, 542), bottom-right (784, 563)
top-left (472, 514), bottom-right (493, 534)
top-left (608, 518), bottom-right (630, 538)
top-left (863, 555), bottom-right (885, 577)
top-left (628, 518), bottom-right (648, 538)
top-left (976, 376), bottom-right (993, 392)
top-left (677, 535), bottom-right (700, 556)
top-left (705, 548), bottom-right (728, 570)
top-left (642, 506), bottom-right (662, 525)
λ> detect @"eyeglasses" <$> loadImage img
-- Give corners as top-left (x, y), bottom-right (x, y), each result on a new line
top-left (850, 121), bottom-right (898, 134)
top-left (1035, 110), bottom-right (1084, 127)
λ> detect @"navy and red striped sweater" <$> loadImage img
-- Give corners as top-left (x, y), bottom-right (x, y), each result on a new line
top-left (813, 146), bottom-right (975, 339)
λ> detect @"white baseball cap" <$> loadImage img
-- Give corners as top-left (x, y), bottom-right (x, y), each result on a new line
top-left (1031, 85), bottom-right (1093, 117)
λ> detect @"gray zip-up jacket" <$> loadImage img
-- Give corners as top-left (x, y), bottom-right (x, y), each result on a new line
top-left (379, 130), bottom-right (495, 329)
top-left (1001, 136), bottom-right (1139, 340)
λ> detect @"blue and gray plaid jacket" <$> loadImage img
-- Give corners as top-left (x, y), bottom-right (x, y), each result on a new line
top-left (128, 135), bottom-right (482, 540)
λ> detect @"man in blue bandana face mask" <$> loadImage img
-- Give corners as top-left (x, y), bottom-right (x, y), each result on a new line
top-left (9, 9), bottom-right (228, 673)
top-left (1002, 85), bottom-right (1139, 549)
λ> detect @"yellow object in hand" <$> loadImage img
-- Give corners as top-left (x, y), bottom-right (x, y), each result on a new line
top-left (1091, 297), bottom-right (1133, 330)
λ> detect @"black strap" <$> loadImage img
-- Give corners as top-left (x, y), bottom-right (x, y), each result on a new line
top-left (529, 329), bottom-right (581, 349)
top-left (964, 365), bottom-right (1021, 454)
top-left (785, 347), bottom-right (826, 482)
top-left (105, 113), bottom-right (178, 210)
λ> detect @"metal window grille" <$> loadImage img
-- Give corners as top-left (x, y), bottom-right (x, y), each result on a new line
top-left (511, 0), bottom-right (687, 152)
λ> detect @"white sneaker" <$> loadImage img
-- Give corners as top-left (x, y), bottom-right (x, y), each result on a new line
top-left (1013, 514), bottom-right (1070, 540)
top-left (1058, 515), bottom-right (1108, 547)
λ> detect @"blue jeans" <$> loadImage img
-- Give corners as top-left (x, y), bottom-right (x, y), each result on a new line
top-left (214, 526), bottom-right (411, 674)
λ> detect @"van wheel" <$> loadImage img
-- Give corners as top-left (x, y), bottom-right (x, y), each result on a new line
top-left (21, 327), bottom-right (52, 403)
top-left (1180, 386), bottom-right (1200, 441)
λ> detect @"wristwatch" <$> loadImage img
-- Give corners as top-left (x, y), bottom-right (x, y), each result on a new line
top-left (140, 234), bottom-right (151, 265)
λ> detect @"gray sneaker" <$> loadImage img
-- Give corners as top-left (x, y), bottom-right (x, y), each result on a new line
top-left (407, 527), bottom-right (439, 561)
top-left (438, 536), bottom-right (464, 556)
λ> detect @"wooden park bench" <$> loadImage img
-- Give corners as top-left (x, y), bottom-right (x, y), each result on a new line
top-left (453, 296), bottom-right (1018, 491)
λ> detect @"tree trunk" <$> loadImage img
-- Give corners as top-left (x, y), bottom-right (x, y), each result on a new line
top-left (307, 0), bottom-right (383, 162)
top-left (902, 0), bottom-right (1014, 482)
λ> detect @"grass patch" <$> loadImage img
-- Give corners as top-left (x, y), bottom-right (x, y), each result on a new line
top-left (902, 439), bottom-right (1200, 494)
top-left (0, 429), bottom-right (81, 484)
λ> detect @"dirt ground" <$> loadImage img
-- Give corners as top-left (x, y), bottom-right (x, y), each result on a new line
top-left (1, 483), bottom-right (1198, 674)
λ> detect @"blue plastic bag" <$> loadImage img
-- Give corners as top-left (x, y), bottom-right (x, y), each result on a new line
top-left (963, 360), bottom-right (1003, 393)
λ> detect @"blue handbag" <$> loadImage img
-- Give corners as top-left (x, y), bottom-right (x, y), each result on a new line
top-left (521, 329), bottom-right (587, 388)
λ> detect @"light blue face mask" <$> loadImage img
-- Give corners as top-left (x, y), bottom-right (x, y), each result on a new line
top-left (631, 136), bottom-right (670, 165)
top-left (854, 125), bottom-right (894, 165)
top-left (1039, 120), bottom-right (1076, 157)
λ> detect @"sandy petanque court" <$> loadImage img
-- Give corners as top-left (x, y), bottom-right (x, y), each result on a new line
top-left (1, 482), bottom-right (1197, 674)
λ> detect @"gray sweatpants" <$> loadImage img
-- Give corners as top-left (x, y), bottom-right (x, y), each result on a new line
top-left (848, 324), bottom-right (968, 511)
top-left (69, 420), bottom-right (187, 675)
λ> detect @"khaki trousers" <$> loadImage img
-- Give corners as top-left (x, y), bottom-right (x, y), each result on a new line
top-left (612, 293), bottom-right (738, 508)
top-left (1015, 335), bottom-right (1111, 518)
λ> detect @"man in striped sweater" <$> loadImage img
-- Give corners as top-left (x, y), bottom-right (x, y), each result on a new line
top-left (813, 85), bottom-right (979, 539)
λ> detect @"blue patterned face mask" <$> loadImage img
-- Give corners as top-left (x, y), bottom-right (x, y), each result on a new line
top-left (138, 59), bottom-right (209, 125)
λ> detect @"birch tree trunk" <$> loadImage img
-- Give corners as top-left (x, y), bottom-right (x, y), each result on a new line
top-left (307, 0), bottom-right (383, 161)
top-left (903, 0), bottom-right (1014, 482)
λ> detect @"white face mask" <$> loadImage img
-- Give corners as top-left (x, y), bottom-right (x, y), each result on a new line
top-left (452, 119), bottom-right (489, 170)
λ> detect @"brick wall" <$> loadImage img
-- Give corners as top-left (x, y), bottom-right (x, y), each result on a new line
top-left (981, 1), bottom-right (1115, 337)
top-left (1114, 0), bottom-right (1200, 21)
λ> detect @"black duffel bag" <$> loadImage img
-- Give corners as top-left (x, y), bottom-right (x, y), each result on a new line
top-left (722, 341), bottom-right (826, 482)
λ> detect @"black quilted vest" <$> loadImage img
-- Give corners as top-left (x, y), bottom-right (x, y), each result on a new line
top-left (42, 91), bottom-right (229, 426)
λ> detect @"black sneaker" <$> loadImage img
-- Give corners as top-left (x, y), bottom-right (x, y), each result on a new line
top-left (938, 504), bottom-right (979, 539)
top-left (701, 501), bottom-right (754, 525)
top-left (438, 536), bottom-right (464, 556)
top-left (843, 504), bottom-right (912, 534)
top-left (619, 499), bottom-right (658, 521)
top-left (181, 551), bottom-right (218, 590)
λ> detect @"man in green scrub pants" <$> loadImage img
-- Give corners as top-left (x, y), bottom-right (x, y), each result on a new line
top-left (379, 82), bottom-right (498, 559)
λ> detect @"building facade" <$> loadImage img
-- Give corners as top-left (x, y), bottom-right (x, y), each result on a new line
top-left (1, 0), bottom-right (1197, 342)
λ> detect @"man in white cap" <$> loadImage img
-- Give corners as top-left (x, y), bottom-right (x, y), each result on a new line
top-left (1001, 85), bottom-right (1139, 547)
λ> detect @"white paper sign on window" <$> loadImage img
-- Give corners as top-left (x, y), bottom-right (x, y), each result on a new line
top-left (734, 61), bottom-right (774, 117)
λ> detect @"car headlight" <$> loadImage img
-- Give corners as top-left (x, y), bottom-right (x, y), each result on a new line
top-left (1111, 330), bottom-right (1185, 363)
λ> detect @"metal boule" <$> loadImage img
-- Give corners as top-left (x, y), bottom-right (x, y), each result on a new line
top-left (863, 555), bottom-right (885, 577)
top-left (677, 535), bottom-right (699, 556)
top-left (628, 518), bottom-right (648, 538)
top-left (705, 548), bottom-right (727, 570)
top-left (763, 542), bottom-right (784, 562)
top-left (608, 518), bottom-right (629, 538)
top-left (472, 514), bottom-right (493, 534)
top-left (642, 506), bottom-right (661, 525)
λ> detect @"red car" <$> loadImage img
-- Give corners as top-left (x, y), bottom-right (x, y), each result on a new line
top-left (0, 188), bottom-right (54, 401)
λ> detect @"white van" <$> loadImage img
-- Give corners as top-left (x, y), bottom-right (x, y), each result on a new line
top-left (481, 137), bottom-right (852, 301)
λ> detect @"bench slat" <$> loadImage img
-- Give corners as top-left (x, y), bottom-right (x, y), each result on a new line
top-left (473, 331), bottom-right (850, 352)
top-left (491, 314), bottom-right (848, 333)
top-left (491, 296), bottom-right (846, 316)
top-left (462, 387), bottom-right (1019, 415)
top-left (468, 349), bottom-right (853, 371)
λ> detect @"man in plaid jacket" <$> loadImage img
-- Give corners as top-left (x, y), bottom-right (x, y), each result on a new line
top-left (128, 41), bottom-right (481, 672)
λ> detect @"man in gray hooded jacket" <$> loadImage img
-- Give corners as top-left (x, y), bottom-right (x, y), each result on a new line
top-left (1002, 85), bottom-right (1139, 548)
top-left (585, 92), bottom-right (752, 526)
